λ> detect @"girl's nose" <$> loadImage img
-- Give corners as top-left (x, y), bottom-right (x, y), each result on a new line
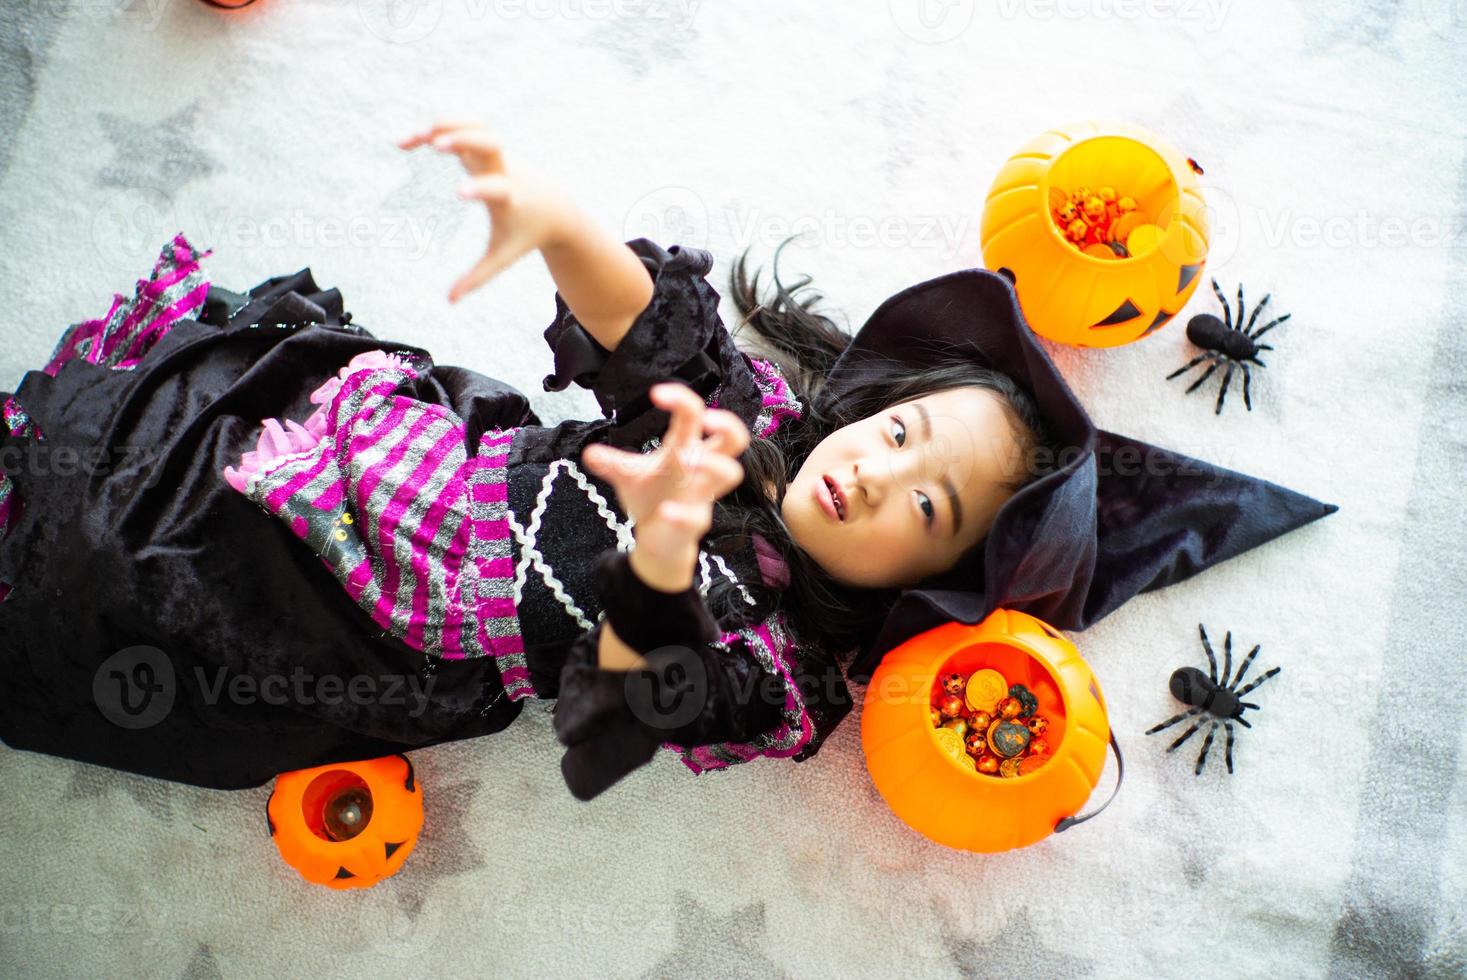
top-left (858, 446), bottom-right (926, 507)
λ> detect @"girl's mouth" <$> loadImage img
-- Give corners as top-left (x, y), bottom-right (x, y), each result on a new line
top-left (818, 474), bottom-right (846, 522)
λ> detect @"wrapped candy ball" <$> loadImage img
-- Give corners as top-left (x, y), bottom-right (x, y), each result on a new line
top-left (977, 756), bottom-right (1000, 775)
top-left (941, 672), bottom-right (965, 697)
top-left (942, 717), bottom-right (969, 740)
top-left (939, 695), bottom-right (965, 719)
top-left (1008, 684), bottom-right (1039, 719)
top-left (1025, 715), bottom-right (1049, 737)
top-left (998, 697), bottom-right (1023, 720)
top-left (987, 720), bottom-right (1032, 758)
top-left (1028, 737), bottom-right (1050, 757)
top-left (969, 710), bottom-right (993, 732)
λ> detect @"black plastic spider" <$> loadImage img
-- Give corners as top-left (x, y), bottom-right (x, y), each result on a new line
top-left (1166, 280), bottom-right (1290, 415)
top-left (1145, 624), bottom-right (1281, 775)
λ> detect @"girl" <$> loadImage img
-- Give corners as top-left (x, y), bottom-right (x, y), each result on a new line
top-left (0, 120), bottom-right (1052, 799)
top-left (3, 121), bottom-right (1334, 803)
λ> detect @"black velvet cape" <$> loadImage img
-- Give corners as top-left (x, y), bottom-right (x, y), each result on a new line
top-left (827, 268), bottom-right (1339, 683)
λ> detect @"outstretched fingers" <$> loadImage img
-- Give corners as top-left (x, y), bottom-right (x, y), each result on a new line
top-left (397, 119), bottom-right (489, 150)
top-left (449, 247), bottom-right (518, 304)
top-left (699, 407), bottom-right (751, 458)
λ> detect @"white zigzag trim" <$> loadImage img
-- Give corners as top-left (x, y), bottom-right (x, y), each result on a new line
top-left (505, 458), bottom-right (639, 633)
top-left (504, 455), bottom-right (761, 633)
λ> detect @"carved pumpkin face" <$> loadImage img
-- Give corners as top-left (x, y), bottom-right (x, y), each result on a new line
top-left (861, 609), bottom-right (1110, 853)
top-left (267, 754), bottom-right (424, 890)
top-left (981, 122), bottom-right (1210, 348)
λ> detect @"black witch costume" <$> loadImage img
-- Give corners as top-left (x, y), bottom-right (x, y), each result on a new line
top-left (0, 234), bottom-right (1336, 800)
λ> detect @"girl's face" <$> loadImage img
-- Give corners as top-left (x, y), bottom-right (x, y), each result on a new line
top-left (780, 386), bottom-right (1028, 589)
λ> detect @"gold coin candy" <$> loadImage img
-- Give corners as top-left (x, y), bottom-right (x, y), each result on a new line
top-left (964, 669), bottom-right (1008, 713)
top-left (1048, 183), bottom-right (1161, 259)
top-left (934, 667), bottom-right (1053, 779)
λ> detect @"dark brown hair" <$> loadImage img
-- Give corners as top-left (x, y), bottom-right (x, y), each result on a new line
top-left (701, 240), bottom-right (1051, 668)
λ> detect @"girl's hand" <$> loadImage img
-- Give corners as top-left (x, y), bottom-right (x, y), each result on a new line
top-left (581, 384), bottom-right (750, 589)
top-left (397, 120), bottom-right (583, 304)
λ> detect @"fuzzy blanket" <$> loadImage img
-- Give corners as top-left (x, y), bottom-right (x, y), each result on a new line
top-left (1, 1), bottom-right (1464, 977)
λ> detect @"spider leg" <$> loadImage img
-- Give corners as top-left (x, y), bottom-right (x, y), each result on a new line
top-left (1214, 361), bottom-right (1236, 415)
top-left (1230, 644), bottom-right (1262, 691)
top-left (1211, 278), bottom-right (1232, 331)
top-left (1239, 701), bottom-right (1260, 712)
top-left (1245, 293), bottom-right (1271, 334)
top-left (1235, 284), bottom-right (1245, 332)
top-left (1235, 715), bottom-right (1253, 730)
top-left (1194, 721), bottom-right (1218, 775)
top-left (1223, 719), bottom-right (1237, 774)
top-left (1185, 358), bottom-right (1222, 395)
top-left (1166, 351), bottom-right (1212, 380)
top-left (1249, 313), bottom-right (1291, 341)
top-left (1240, 362), bottom-right (1253, 411)
top-left (1222, 630), bottom-right (1233, 686)
top-left (1254, 344), bottom-right (1274, 352)
top-left (1168, 721), bottom-right (1204, 752)
top-left (1146, 707), bottom-right (1202, 735)
top-left (1233, 665), bottom-right (1282, 699)
top-left (1251, 357), bottom-right (1268, 368)
top-left (1199, 623), bottom-right (1218, 684)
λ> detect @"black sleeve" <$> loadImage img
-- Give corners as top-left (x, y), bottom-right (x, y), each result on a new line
top-left (539, 238), bottom-right (793, 451)
top-left (550, 549), bottom-right (792, 801)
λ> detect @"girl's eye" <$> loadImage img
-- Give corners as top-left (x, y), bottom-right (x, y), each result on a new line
top-left (891, 416), bottom-right (934, 528)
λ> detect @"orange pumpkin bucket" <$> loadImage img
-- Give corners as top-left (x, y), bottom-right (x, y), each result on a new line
top-left (266, 754), bottom-right (424, 890)
top-left (861, 610), bottom-right (1122, 853)
top-left (980, 120), bottom-right (1210, 348)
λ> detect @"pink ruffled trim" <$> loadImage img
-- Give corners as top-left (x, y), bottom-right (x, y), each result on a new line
top-left (222, 350), bottom-right (409, 494)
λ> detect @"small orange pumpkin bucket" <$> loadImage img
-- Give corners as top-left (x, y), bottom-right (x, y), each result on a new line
top-left (861, 610), bottom-right (1122, 852)
top-left (980, 120), bottom-right (1210, 348)
top-left (266, 754), bottom-right (424, 890)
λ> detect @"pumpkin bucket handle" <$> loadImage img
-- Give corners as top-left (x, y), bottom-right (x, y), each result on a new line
top-left (1053, 733), bottom-right (1124, 833)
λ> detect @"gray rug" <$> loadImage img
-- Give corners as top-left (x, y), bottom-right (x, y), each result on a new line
top-left (2, 2), bottom-right (1464, 977)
